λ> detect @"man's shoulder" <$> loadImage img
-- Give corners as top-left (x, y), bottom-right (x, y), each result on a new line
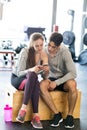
top-left (61, 43), bottom-right (69, 51)
top-left (59, 44), bottom-right (71, 57)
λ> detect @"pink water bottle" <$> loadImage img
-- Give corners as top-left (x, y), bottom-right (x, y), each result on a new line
top-left (4, 104), bottom-right (12, 122)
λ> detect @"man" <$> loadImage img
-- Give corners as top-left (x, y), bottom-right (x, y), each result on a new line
top-left (40, 32), bottom-right (78, 128)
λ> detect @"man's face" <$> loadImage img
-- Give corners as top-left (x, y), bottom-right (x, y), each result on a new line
top-left (48, 41), bottom-right (59, 54)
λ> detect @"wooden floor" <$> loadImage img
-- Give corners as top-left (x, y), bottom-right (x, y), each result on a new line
top-left (0, 63), bottom-right (87, 130)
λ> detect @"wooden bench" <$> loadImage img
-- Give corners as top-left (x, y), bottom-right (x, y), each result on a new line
top-left (5, 85), bottom-right (81, 122)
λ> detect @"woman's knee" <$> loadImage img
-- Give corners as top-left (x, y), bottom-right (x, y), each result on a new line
top-left (27, 71), bottom-right (38, 80)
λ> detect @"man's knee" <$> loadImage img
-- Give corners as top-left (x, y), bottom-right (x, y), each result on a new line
top-left (40, 80), bottom-right (50, 94)
top-left (64, 79), bottom-right (77, 91)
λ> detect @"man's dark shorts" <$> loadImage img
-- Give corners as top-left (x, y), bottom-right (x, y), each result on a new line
top-left (49, 77), bottom-right (67, 92)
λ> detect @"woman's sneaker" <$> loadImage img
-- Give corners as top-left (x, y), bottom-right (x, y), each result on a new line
top-left (65, 115), bottom-right (74, 128)
top-left (16, 109), bottom-right (26, 123)
top-left (31, 116), bottom-right (43, 129)
top-left (50, 112), bottom-right (63, 127)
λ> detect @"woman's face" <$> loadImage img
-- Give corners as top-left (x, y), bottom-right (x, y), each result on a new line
top-left (33, 39), bottom-right (44, 53)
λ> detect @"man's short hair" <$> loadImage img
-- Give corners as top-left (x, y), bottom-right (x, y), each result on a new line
top-left (49, 32), bottom-right (63, 46)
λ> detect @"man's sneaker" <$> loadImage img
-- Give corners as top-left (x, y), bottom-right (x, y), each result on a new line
top-left (16, 109), bottom-right (26, 123)
top-left (65, 115), bottom-right (74, 128)
top-left (50, 112), bottom-right (63, 127)
top-left (31, 116), bottom-right (43, 129)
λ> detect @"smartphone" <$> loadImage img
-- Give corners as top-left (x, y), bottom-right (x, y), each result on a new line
top-left (43, 64), bottom-right (48, 66)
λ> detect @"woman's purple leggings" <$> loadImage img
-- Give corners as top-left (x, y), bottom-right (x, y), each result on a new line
top-left (23, 72), bottom-right (40, 113)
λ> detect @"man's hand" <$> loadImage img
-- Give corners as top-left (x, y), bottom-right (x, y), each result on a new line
top-left (43, 65), bottom-right (49, 76)
top-left (48, 81), bottom-right (57, 90)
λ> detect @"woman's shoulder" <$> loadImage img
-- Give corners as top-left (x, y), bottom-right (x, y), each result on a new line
top-left (20, 47), bottom-right (28, 54)
top-left (17, 47), bottom-right (29, 59)
top-left (21, 47), bottom-right (28, 51)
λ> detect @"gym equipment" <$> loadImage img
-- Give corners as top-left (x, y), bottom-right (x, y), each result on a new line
top-left (63, 9), bottom-right (78, 62)
top-left (78, 33), bottom-right (87, 65)
top-left (24, 27), bottom-right (46, 42)
top-left (63, 31), bottom-right (76, 61)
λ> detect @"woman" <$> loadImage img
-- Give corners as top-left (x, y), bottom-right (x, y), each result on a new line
top-left (11, 32), bottom-right (49, 129)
